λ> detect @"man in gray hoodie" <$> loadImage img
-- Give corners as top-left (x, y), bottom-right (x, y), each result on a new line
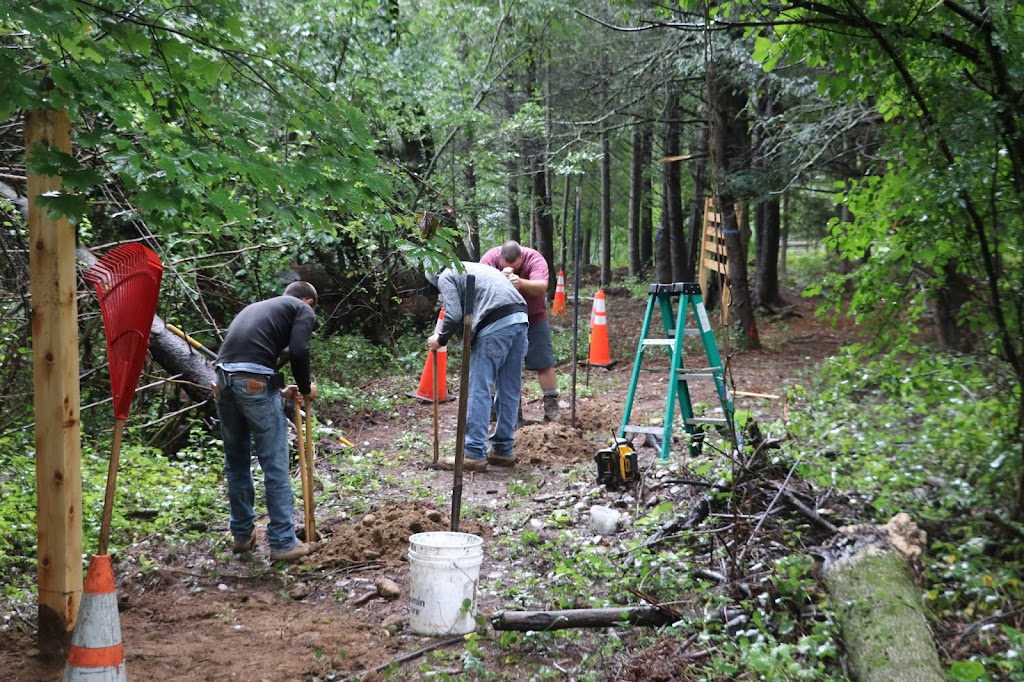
top-left (426, 262), bottom-right (528, 470)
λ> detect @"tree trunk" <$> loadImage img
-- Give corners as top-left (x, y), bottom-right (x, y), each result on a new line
top-left (663, 90), bottom-right (685, 282)
top-left (507, 162), bottom-right (521, 243)
top-left (532, 150), bottom-right (555, 291)
top-left (628, 122), bottom-right (643, 278)
top-left (821, 514), bottom-right (944, 682)
top-left (755, 195), bottom-right (782, 305)
top-left (463, 128), bottom-right (479, 261)
top-left (600, 124), bottom-right (612, 287)
top-left (707, 68), bottom-right (759, 348)
top-left (684, 125), bottom-right (709, 282)
top-left (656, 89), bottom-right (678, 285)
top-left (640, 127), bottom-right (654, 274)
top-left (933, 260), bottom-right (974, 352)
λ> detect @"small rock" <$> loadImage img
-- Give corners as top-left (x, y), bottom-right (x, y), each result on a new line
top-left (589, 505), bottom-right (620, 536)
top-left (288, 582), bottom-right (310, 600)
top-left (426, 510), bottom-right (443, 522)
top-left (362, 514), bottom-right (377, 526)
top-left (374, 577), bottom-right (401, 600)
top-left (381, 614), bottom-right (405, 634)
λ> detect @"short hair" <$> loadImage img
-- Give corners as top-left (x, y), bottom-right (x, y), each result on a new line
top-left (500, 240), bottom-right (522, 264)
top-left (284, 280), bottom-right (318, 304)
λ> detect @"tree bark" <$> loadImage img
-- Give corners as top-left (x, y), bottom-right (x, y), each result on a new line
top-left (507, 162), bottom-right (521, 243)
top-left (656, 88), bottom-right (679, 285)
top-left (463, 127), bottom-right (479, 261)
top-left (600, 123), bottom-right (612, 286)
top-left (684, 125), bottom-right (709, 282)
top-left (707, 67), bottom-right (759, 348)
top-left (628, 122), bottom-right (643, 278)
top-left (640, 126), bottom-right (654, 274)
top-left (821, 514), bottom-right (943, 682)
top-left (755, 195), bottom-right (782, 305)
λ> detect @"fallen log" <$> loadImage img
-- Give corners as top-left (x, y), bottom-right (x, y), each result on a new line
top-left (491, 605), bottom-right (678, 632)
top-left (820, 513), bottom-right (943, 682)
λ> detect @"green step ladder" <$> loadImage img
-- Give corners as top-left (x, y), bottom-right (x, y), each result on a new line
top-left (619, 282), bottom-right (735, 462)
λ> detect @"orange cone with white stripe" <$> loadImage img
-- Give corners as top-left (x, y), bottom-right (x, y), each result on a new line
top-left (64, 554), bottom-right (126, 681)
top-left (585, 290), bottom-right (616, 368)
top-left (552, 270), bottom-right (567, 316)
top-left (407, 308), bottom-right (453, 402)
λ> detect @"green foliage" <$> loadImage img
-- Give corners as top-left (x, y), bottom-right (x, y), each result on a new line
top-left (0, 429), bottom-right (222, 600)
top-left (785, 345), bottom-right (1022, 678)
top-left (312, 332), bottom-right (423, 388)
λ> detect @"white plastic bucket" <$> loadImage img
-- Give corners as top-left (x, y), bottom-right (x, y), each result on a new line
top-left (408, 531), bottom-right (484, 636)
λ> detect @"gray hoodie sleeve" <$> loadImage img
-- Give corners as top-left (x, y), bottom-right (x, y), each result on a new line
top-left (435, 270), bottom-right (462, 346)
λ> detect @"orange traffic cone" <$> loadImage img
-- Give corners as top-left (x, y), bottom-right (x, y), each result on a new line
top-left (407, 308), bottom-right (453, 403)
top-left (64, 554), bottom-right (126, 681)
top-left (551, 270), bottom-right (567, 316)
top-left (585, 290), bottom-right (616, 368)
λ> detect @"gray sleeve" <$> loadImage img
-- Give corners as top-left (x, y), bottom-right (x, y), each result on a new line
top-left (436, 273), bottom-right (462, 346)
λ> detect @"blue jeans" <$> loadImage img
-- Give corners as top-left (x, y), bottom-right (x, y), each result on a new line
top-left (466, 323), bottom-right (528, 460)
top-left (215, 373), bottom-right (297, 553)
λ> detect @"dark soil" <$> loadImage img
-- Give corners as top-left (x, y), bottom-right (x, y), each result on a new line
top-left (0, 286), bottom-right (862, 681)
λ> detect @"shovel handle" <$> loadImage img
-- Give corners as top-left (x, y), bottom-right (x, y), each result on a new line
top-left (303, 402), bottom-right (316, 540)
top-left (294, 401), bottom-right (311, 537)
top-left (450, 275), bottom-right (475, 533)
top-left (98, 417), bottom-right (126, 556)
top-left (432, 350), bottom-right (439, 464)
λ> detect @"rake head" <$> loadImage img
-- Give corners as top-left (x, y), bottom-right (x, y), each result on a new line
top-left (83, 243), bottom-right (163, 419)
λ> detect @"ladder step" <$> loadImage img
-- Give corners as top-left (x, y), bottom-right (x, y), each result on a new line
top-left (685, 417), bottom-right (728, 425)
top-left (677, 373), bottom-right (717, 380)
top-left (641, 339), bottom-right (675, 347)
top-left (622, 425), bottom-right (666, 435)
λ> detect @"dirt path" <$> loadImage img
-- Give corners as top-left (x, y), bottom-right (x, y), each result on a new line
top-left (0, 286), bottom-right (854, 681)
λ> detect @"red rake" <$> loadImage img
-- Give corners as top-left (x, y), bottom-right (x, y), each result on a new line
top-left (83, 243), bottom-right (163, 555)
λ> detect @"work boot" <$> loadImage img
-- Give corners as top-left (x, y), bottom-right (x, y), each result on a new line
top-left (543, 394), bottom-right (561, 423)
top-left (439, 455), bottom-right (487, 472)
top-left (231, 531), bottom-right (256, 554)
top-left (486, 450), bottom-right (516, 467)
top-left (270, 541), bottom-right (319, 562)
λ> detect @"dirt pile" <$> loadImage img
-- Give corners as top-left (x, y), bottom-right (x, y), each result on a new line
top-left (311, 501), bottom-right (489, 570)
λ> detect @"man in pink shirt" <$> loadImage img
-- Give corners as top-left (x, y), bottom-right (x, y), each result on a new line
top-left (480, 240), bottom-right (561, 425)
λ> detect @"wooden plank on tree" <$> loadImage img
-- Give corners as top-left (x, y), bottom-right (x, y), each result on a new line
top-left (703, 257), bottom-right (727, 272)
top-left (27, 105), bottom-right (83, 656)
top-left (698, 197), bottom-right (733, 323)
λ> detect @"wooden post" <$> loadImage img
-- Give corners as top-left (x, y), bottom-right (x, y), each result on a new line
top-left (27, 104), bottom-right (83, 656)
